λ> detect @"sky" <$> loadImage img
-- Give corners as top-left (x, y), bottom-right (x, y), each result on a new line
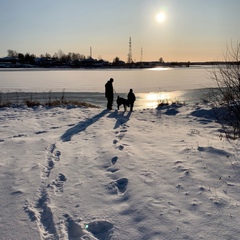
top-left (0, 0), bottom-right (240, 62)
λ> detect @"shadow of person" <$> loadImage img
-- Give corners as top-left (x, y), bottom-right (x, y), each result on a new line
top-left (60, 109), bottom-right (109, 142)
top-left (107, 110), bottom-right (132, 129)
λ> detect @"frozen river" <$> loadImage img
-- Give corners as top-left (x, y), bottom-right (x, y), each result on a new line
top-left (0, 67), bottom-right (216, 109)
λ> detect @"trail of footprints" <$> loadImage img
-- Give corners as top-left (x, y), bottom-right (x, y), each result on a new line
top-left (24, 142), bottom-right (68, 240)
top-left (107, 124), bottom-right (129, 196)
top-left (113, 127), bottom-right (128, 151)
top-left (25, 140), bottom-right (114, 240)
top-left (41, 143), bottom-right (67, 196)
top-left (24, 118), bottom-right (130, 239)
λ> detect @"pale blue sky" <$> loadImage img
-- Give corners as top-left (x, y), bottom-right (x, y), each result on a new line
top-left (0, 0), bottom-right (239, 62)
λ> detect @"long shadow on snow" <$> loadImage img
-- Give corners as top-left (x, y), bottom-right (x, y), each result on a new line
top-left (191, 106), bottom-right (239, 128)
top-left (157, 103), bottom-right (182, 116)
top-left (191, 107), bottom-right (218, 125)
top-left (107, 110), bottom-right (132, 129)
top-left (60, 109), bottom-right (109, 142)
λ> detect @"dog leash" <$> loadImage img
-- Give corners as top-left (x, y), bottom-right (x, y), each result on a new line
top-left (113, 88), bottom-right (118, 100)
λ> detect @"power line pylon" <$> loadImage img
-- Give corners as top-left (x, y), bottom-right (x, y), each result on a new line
top-left (127, 37), bottom-right (132, 63)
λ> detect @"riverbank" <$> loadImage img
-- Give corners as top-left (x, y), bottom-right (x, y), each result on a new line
top-left (0, 88), bottom-right (213, 110)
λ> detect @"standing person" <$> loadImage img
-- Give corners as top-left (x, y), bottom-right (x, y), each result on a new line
top-left (105, 78), bottom-right (114, 110)
top-left (127, 88), bottom-right (136, 111)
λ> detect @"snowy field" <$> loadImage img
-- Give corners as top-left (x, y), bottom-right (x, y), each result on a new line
top-left (1, 102), bottom-right (240, 240)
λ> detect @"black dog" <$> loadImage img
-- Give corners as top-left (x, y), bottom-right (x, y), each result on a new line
top-left (116, 96), bottom-right (129, 111)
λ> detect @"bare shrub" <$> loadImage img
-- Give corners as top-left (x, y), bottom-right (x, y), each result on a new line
top-left (209, 42), bottom-right (240, 138)
top-left (0, 90), bottom-right (99, 109)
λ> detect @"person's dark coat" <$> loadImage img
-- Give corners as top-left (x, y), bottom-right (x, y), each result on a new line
top-left (127, 89), bottom-right (136, 111)
top-left (105, 78), bottom-right (114, 110)
top-left (127, 89), bottom-right (135, 103)
top-left (105, 79), bottom-right (114, 99)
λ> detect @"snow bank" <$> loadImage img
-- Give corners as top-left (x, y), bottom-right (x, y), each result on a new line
top-left (0, 104), bottom-right (240, 240)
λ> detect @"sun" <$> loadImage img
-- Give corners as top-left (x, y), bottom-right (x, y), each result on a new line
top-left (155, 11), bottom-right (166, 23)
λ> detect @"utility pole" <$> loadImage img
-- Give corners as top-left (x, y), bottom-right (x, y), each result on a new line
top-left (127, 37), bottom-right (132, 63)
top-left (90, 47), bottom-right (92, 59)
top-left (141, 47), bottom-right (143, 62)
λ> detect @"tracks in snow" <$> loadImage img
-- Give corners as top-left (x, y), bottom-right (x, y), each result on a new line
top-left (24, 141), bottom-right (64, 240)
top-left (24, 109), bottom-right (132, 240)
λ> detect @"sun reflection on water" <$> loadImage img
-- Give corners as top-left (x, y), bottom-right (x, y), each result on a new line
top-left (136, 91), bottom-right (185, 109)
top-left (146, 92), bottom-right (169, 101)
top-left (147, 67), bottom-right (171, 71)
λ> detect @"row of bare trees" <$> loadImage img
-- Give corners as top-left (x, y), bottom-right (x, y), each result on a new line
top-left (7, 49), bottom-right (87, 62)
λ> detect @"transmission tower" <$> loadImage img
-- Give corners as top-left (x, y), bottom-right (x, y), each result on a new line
top-left (127, 37), bottom-right (132, 63)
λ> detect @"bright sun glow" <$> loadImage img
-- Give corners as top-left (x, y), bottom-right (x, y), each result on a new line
top-left (146, 92), bottom-right (168, 101)
top-left (155, 12), bottom-right (166, 23)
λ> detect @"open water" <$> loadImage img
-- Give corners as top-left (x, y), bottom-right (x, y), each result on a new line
top-left (0, 67), bottom-right (216, 109)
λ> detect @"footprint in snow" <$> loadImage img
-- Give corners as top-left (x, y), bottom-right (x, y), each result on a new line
top-left (85, 220), bottom-right (114, 240)
top-left (117, 145), bottom-right (124, 150)
top-left (50, 126), bottom-right (59, 129)
top-left (113, 140), bottom-right (124, 150)
top-left (63, 214), bottom-right (85, 239)
top-left (107, 167), bottom-right (119, 173)
top-left (50, 173), bottom-right (67, 195)
top-left (35, 131), bottom-right (47, 134)
top-left (120, 128), bottom-right (128, 133)
top-left (42, 159), bottom-right (55, 178)
top-left (54, 150), bottom-right (61, 161)
top-left (11, 190), bottom-right (23, 195)
top-left (111, 156), bottom-right (118, 165)
top-left (108, 178), bottom-right (128, 195)
top-left (13, 134), bottom-right (27, 138)
top-left (117, 133), bottom-right (125, 140)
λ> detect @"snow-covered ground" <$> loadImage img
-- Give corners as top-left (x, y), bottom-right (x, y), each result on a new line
top-left (1, 103), bottom-right (240, 240)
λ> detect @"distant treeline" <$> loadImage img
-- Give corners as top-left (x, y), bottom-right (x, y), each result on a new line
top-left (0, 49), bottom-right (237, 69)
